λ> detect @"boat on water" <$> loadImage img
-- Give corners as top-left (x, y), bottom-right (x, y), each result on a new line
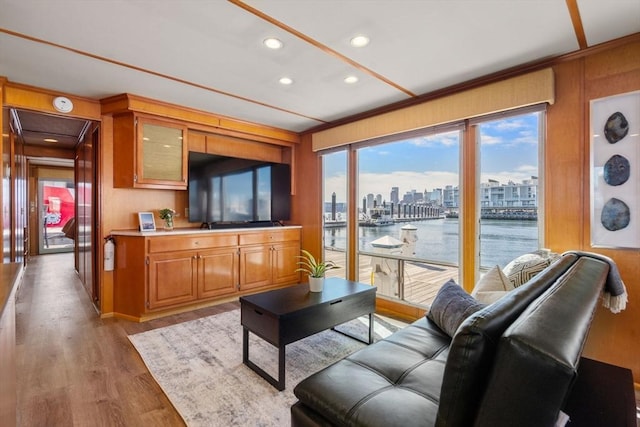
top-left (362, 206), bottom-right (394, 227)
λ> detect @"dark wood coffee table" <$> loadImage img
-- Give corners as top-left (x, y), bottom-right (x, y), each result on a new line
top-left (240, 278), bottom-right (376, 390)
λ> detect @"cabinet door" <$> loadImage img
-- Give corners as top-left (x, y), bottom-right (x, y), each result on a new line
top-left (136, 117), bottom-right (188, 189)
top-left (239, 244), bottom-right (272, 291)
top-left (198, 248), bottom-right (238, 299)
top-left (147, 252), bottom-right (197, 310)
top-left (271, 241), bottom-right (300, 285)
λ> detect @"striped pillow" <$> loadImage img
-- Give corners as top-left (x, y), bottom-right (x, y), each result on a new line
top-left (503, 250), bottom-right (557, 287)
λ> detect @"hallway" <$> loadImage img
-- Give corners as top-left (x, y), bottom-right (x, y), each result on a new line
top-left (15, 253), bottom-right (236, 426)
top-left (14, 254), bottom-right (640, 425)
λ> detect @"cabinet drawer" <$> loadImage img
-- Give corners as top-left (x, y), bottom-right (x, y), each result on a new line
top-left (241, 303), bottom-right (279, 346)
top-left (239, 228), bottom-right (300, 245)
top-left (148, 233), bottom-right (238, 253)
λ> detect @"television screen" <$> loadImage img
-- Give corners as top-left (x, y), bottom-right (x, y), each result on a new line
top-left (188, 152), bottom-right (290, 226)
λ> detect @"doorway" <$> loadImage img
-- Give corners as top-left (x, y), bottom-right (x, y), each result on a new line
top-left (38, 177), bottom-right (75, 254)
top-left (9, 108), bottom-right (100, 308)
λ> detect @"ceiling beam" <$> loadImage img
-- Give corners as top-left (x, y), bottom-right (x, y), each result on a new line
top-left (566, 0), bottom-right (588, 49)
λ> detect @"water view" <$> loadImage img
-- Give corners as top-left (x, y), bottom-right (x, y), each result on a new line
top-left (324, 218), bottom-right (538, 268)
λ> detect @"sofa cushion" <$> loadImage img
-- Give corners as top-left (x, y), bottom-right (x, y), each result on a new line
top-left (427, 279), bottom-right (485, 337)
top-left (472, 265), bottom-right (514, 303)
top-left (435, 253), bottom-right (580, 427)
top-left (293, 317), bottom-right (450, 427)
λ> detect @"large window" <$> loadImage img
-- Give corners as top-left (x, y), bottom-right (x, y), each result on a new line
top-left (319, 107), bottom-right (545, 307)
top-left (355, 129), bottom-right (461, 305)
top-left (476, 111), bottom-right (543, 270)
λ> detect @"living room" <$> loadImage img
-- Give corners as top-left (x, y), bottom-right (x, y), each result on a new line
top-left (1, 1), bottom-right (639, 425)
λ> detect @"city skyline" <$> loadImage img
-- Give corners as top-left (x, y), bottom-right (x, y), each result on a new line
top-left (324, 112), bottom-right (540, 202)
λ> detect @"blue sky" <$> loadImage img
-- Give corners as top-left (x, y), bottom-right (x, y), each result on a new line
top-left (324, 112), bottom-right (540, 202)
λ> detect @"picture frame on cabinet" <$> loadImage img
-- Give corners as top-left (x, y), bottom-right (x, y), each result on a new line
top-left (589, 90), bottom-right (640, 248)
top-left (138, 212), bottom-right (156, 232)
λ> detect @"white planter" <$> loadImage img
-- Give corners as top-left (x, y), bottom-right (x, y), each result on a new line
top-left (308, 276), bottom-right (325, 292)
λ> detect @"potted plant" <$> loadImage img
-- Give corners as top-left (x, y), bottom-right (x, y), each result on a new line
top-left (296, 249), bottom-right (336, 292)
top-left (158, 208), bottom-right (177, 230)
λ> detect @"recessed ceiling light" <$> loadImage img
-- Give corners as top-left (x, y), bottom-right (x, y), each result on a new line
top-left (344, 76), bottom-right (359, 84)
top-left (264, 38), bottom-right (283, 49)
top-left (279, 77), bottom-right (293, 85)
top-left (44, 138), bottom-right (58, 143)
top-left (350, 35), bottom-right (370, 47)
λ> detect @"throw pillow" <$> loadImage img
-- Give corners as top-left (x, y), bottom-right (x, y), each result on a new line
top-left (503, 249), bottom-right (558, 287)
top-left (427, 279), bottom-right (486, 337)
top-left (471, 265), bottom-right (515, 304)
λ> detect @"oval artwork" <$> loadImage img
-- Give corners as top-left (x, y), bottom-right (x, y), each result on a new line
top-left (604, 112), bottom-right (629, 144)
top-left (603, 154), bottom-right (630, 186)
top-left (601, 198), bottom-right (630, 231)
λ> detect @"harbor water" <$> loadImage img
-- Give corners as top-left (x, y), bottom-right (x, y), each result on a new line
top-left (324, 218), bottom-right (538, 269)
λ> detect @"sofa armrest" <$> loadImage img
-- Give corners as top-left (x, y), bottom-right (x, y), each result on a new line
top-left (474, 257), bottom-right (609, 427)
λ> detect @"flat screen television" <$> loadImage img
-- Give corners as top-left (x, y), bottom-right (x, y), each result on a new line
top-left (188, 152), bottom-right (291, 226)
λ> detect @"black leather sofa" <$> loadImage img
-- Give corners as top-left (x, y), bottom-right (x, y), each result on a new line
top-left (291, 253), bottom-right (610, 427)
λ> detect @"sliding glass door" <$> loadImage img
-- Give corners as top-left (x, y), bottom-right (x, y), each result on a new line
top-left (39, 178), bottom-right (75, 254)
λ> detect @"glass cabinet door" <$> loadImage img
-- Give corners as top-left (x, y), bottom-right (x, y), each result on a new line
top-left (137, 118), bottom-right (188, 188)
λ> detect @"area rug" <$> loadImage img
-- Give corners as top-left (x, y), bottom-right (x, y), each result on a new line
top-left (128, 309), bottom-right (402, 426)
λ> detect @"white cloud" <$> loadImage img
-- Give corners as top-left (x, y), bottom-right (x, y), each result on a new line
top-left (409, 131), bottom-right (460, 148)
top-left (481, 135), bottom-right (503, 145)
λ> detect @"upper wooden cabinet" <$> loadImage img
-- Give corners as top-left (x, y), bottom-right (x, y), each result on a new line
top-left (113, 113), bottom-right (188, 189)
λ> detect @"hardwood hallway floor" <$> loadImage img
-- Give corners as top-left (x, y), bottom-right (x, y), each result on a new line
top-left (16, 253), bottom-right (238, 426)
top-left (15, 253), bottom-right (640, 426)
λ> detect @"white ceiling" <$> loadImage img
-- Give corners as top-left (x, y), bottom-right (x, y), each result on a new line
top-left (1, 0), bottom-right (639, 133)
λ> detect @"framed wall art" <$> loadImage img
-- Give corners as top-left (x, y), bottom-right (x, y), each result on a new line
top-left (590, 90), bottom-right (640, 248)
top-left (138, 211), bottom-right (156, 232)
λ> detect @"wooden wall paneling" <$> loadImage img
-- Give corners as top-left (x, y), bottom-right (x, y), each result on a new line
top-left (23, 145), bottom-right (74, 159)
top-left (188, 131), bottom-right (206, 153)
top-left (205, 134), bottom-right (283, 162)
top-left (580, 41), bottom-right (640, 382)
top-left (3, 83), bottom-right (101, 120)
top-left (460, 124), bottom-right (478, 292)
top-left (291, 134), bottom-right (321, 258)
top-left (218, 117), bottom-right (299, 144)
top-left (100, 116), bottom-right (114, 315)
top-left (545, 60), bottom-right (586, 251)
top-left (12, 131), bottom-right (26, 264)
top-left (1, 87), bottom-right (6, 261)
top-left (101, 93), bottom-right (299, 145)
top-left (27, 167), bottom-right (37, 257)
top-left (347, 148), bottom-right (358, 281)
top-left (545, 41), bottom-right (640, 382)
top-left (101, 94), bottom-right (221, 130)
top-left (281, 145), bottom-right (296, 196)
top-left (111, 113), bottom-right (135, 188)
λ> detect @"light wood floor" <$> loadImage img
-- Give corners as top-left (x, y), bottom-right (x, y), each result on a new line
top-left (15, 253), bottom-right (640, 426)
top-left (16, 252), bottom-right (237, 426)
